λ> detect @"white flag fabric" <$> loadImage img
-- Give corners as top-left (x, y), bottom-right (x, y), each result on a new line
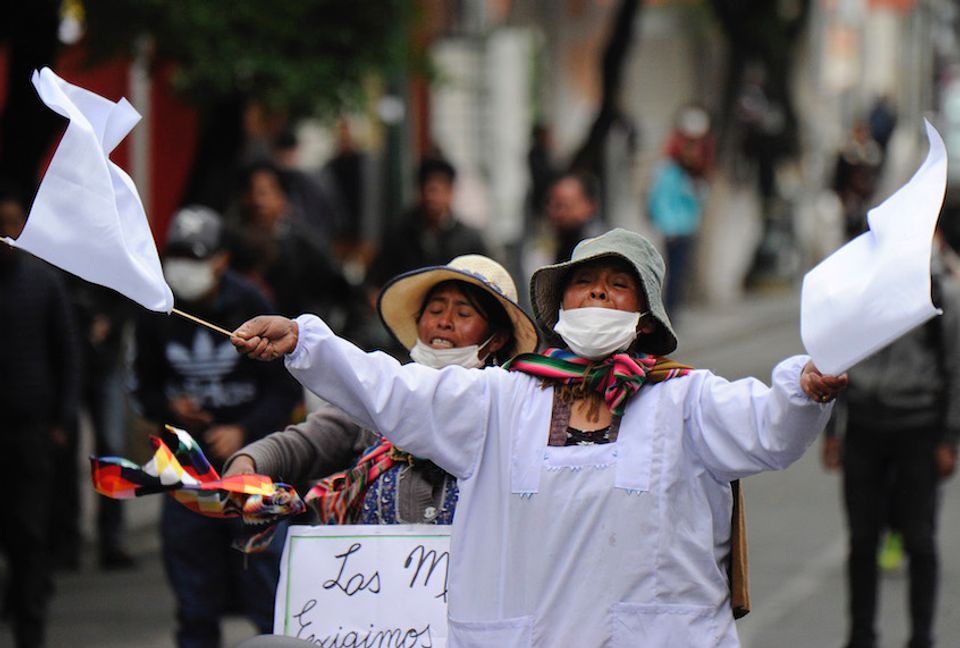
top-left (800, 119), bottom-right (947, 375)
top-left (2, 67), bottom-right (173, 312)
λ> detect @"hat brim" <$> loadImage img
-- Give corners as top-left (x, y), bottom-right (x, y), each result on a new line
top-left (378, 266), bottom-right (539, 359)
top-left (530, 251), bottom-right (677, 356)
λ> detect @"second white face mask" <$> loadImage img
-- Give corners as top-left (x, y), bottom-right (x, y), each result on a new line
top-left (164, 258), bottom-right (216, 302)
top-left (409, 336), bottom-right (493, 369)
top-left (554, 307), bottom-right (643, 360)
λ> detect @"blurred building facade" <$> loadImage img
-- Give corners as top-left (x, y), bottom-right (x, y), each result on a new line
top-left (4, 0), bottom-right (958, 302)
top-left (411, 0), bottom-right (960, 304)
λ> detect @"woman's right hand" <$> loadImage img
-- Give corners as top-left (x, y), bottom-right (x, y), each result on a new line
top-left (232, 316), bottom-right (299, 361)
top-left (222, 454), bottom-right (257, 478)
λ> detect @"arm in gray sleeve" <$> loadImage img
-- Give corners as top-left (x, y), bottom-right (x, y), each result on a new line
top-left (227, 404), bottom-right (374, 491)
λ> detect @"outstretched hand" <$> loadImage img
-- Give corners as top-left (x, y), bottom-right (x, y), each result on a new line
top-left (231, 316), bottom-right (299, 361)
top-left (800, 361), bottom-right (847, 404)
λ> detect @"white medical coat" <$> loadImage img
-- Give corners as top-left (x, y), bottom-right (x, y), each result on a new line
top-left (287, 315), bottom-right (832, 647)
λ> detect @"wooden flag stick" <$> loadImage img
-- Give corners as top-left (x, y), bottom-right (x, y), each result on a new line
top-left (172, 308), bottom-right (234, 338)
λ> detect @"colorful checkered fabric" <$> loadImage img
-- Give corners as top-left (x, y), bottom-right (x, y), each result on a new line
top-left (90, 425), bottom-right (305, 552)
top-left (304, 437), bottom-right (410, 524)
top-left (504, 348), bottom-right (691, 416)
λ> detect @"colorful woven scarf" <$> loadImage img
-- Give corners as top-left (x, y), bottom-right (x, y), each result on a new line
top-left (90, 425), bottom-right (305, 553)
top-left (504, 348), bottom-right (691, 416)
top-left (305, 437), bottom-right (413, 524)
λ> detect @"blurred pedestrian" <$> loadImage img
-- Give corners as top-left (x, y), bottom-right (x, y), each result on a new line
top-left (365, 157), bottom-right (488, 295)
top-left (519, 171), bottom-right (605, 309)
top-left (0, 184), bottom-right (81, 648)
top-left (226, 162), bottom-right (352, 326)
top-left (647, 104), bottom-right (715, 313)
top-left (543, 171), bottom-right (605, 264)
top-left (322, 119), bottom-right (368, 250)
top-left (131, 205), bottom-right (301, 648)
top-left (832, 120), bottom-right (883, 239)
top-left (822, 241), bottom-right (959, 648)
top-left (526, 122), bottom-right (558, 228)
top-left (270, 127), bottom-right (340, 247)
top-left (867, 95), bottom-right (898, 155)
top-left (71, 281), bottom-right (138, 570)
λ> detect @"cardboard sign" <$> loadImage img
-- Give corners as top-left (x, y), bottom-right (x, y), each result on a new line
top-left (274, 525), bottom-right (450, 647)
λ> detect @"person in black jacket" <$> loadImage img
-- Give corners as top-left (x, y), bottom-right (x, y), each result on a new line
top-left (131, 205), bottom-right (301, 648)
top-left (0, 185), bottom-right (81, 648)
top-left (363, 157), bottom-right (488, 353)
top-left (366, 157), bottom-right (488, 295)
top-left (822, 247), bottom-right (960, 648)
top-left (226, 162), bottom-right (352, 324)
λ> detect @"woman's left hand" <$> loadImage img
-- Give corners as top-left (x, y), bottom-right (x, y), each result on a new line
top-left (800, 361), bottom-right (848, 404)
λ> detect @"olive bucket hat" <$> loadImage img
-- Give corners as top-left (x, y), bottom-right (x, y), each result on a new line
top-left (378, 255), bottom-right (540, 360)
top-left (530, 228), bottom-right (678, 355)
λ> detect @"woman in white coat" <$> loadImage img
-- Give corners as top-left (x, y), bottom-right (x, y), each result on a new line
top-left (232, 228), bottom-right (846, 648)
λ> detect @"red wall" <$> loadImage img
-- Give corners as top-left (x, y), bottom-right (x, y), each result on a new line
top-left (147, 62), bottom-right (198, 245)
top-left (0, 45), bottom-right (200, 246)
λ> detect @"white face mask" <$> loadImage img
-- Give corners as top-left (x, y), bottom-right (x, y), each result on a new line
top-left (554, 307), bottom-right (644, 360)
top-left (409, 335), bottom-right (495, 369)
top-left (164, 258), bottom-right (216, 302)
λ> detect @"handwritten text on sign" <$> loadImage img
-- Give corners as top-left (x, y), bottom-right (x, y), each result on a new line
top-left (274, 525), bottom-right (450, 648)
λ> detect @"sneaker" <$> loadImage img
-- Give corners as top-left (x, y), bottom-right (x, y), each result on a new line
top-left (878, 531), bottom-right (904, 572)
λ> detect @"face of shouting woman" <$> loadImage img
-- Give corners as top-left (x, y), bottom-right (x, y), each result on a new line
top-left (416, 284), bottom-right (495, 350)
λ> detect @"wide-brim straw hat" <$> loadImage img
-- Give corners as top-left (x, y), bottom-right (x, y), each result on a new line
top-left (378, 255), bottom-right (540, 358)
top-left (530, 228), bottom-right (678, 355)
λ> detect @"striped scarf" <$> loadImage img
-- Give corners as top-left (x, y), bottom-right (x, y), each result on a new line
top-left (305, 438), bottom-right (413, 524)
top-left (504, 348), bottom-right (691, 416)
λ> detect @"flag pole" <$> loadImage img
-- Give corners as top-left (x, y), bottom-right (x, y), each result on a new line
top-left (171, 308), bottom-right (234, 338)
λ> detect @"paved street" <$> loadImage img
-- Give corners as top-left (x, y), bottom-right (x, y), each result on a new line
top-left (678, 290), bottom-right (960, 648)
top-left (5, 287), bottom-right (959, 647)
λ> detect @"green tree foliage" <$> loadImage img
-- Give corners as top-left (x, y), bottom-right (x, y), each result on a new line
top-left (83, 0), bottom-right (414, 119)
top-left (81, 0), bottom-right (421, 212)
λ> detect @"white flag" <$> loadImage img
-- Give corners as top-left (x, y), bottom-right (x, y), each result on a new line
top-left (800, 119), bottom-right (947, 375)
top-left (3, 67), bottom-right (173, 312)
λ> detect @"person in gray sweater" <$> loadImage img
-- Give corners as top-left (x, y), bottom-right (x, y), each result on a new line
top-left (823, 250), bottom-right (960, 648)
top-left (224, 255), bottom-right (538, 525)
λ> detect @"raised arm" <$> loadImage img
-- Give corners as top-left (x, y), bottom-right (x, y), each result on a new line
top-left (233, 314), bottom-right (493, 479)
top-left (685, 355), bottom-right (843, 482)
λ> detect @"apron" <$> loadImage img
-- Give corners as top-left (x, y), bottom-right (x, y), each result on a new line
top-left (447, 390), bottom-right (740, 647)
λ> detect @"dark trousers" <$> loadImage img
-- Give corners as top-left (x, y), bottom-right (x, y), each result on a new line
top-left (87, 363), bottom-right (127, 554)
top-left (161, 498), bottom-right (287, 648)
top-left (664, 235), bottom-right (693, 313)
top-left (48, 420), bottom-right (80, 566)
top-left (843, 423), bottom-right (940, 648)
top-left (0, 426), bottom-right (54, 648)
